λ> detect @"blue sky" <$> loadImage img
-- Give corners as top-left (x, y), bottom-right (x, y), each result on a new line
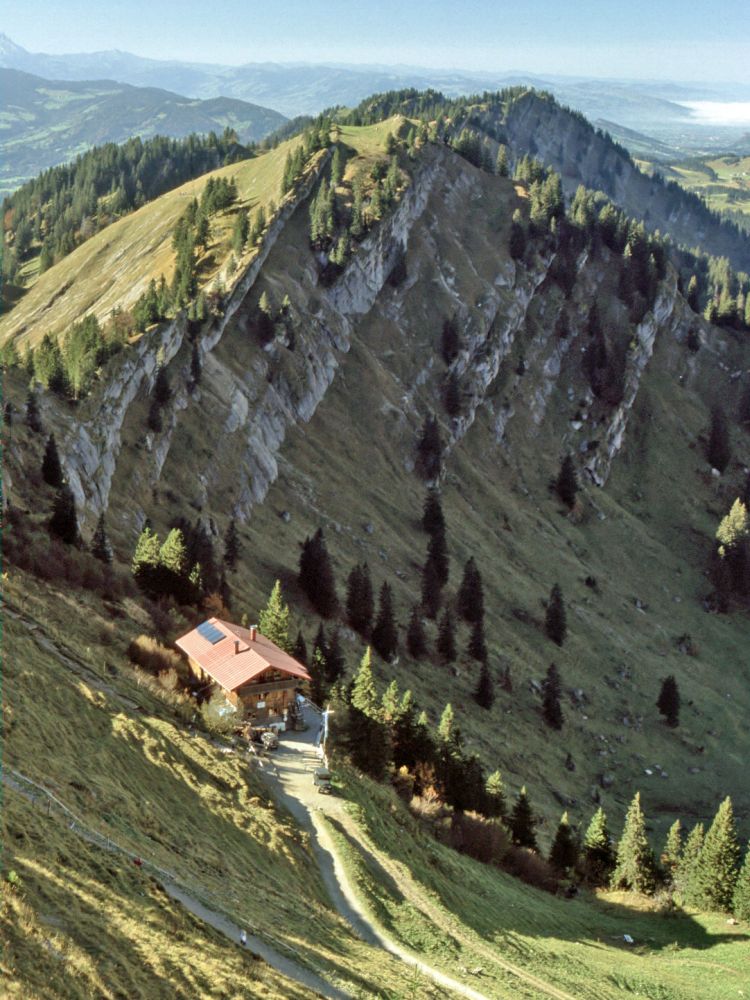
top-left (4, 0), bottom-right (749, 82)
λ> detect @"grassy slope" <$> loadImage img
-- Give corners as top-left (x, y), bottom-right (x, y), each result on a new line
top-left (1, 573), bottom-right (428, 999)
top-left (328, 767), bottom-right (750, 1000)
top-left (0, 136), bottom-right (300, 350)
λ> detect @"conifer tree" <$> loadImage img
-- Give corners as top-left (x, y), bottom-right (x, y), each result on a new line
top-left (298, 527), bottom-right (338, 617)
top-left (406, 604), bottom-right (428, 658)
top-left (610, 792), bottom-right (657, 894)
top-left (474, 660), bottom-right (494, 709)
top-left (707, 404), bottom-right (731, 473)
top-left (485, 770), bottom-right (507, 819)
top-left (581, 807), bottom-right (615, 885)
top-left (545, 583), bottom-right (567, 646)
top-left (350, 647), bottom-right (379, 717)
top-left (436, 609), bottom-right (456, 665)
top-left (426, 523), bottom-right (449, 588)
top-left (542, 662), bottom-right (563, 730)
top-left (381, 679), bottom-right (400, 723)
top-left (372, 581), bottom-right (398, 661)
top-left (457, 557), bottom-right (484, 624)
top-left (346, 562), bottom-right (374, 636)
top-left (324, 627), bottom-right (345, 685)
top-left (132, 525), bottom-right (160, 584)
top-left (437, 703), bottom-right (456, 745)
top-left (468, 618), bottom-right (488, 663)
top-left (223, 517), bottom-right (240, 570)
top-left (440, 318), bottom-right (460, 365)
top-left (48, 483), bottom-right (79, 545)
top-left (41, 434), bottom-right (63, 487)
top-left (312, 622), bottom-right (328, 667)
top-left (416, 414), bottom-right (442, 481)
top-left (662, 820), bottom-right (682, 884)
top-left (309, 646), bottom-right (328, 706)
top-left (675, 823), bottom-right (705, 903)
top-left (509, 787), bottom-right (538, 849)
top-left (422, 488), bottom-right (445, 535)
top-left (657, 675), bottom-right (680, 727)
top-left (258, 580), bottom-right (292, 652)
top-left (733, 843), bottom-right (750, 921)
top-left (549, 812), bottom-right (578, 874)
top-left (91, 512), bottom-right (113, 564)
top-left (556, 454), bottom-right (578, 509)
top-left (292, 630), bottom-right (308, 666)
top-left (420, 556), bottom-right (443, 619)
top-left (25, 389), bottom-right (42, 432)
top-left (694, 797), bottom-right (741, 911)
top-left (159, 528), bottom-right (188, 576)
top-left (496, 144), bottom-right (509, 178)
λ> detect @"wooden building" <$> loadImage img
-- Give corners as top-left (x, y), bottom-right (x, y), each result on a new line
top-left (175, 618), bottom-right (310, 721)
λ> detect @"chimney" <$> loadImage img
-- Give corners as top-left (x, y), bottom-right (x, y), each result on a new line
top-left (250, 625), bottom-right (257, 642)
top-left (234, 640), bottom-right (240, 655)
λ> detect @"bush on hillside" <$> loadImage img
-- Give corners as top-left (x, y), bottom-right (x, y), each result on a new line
top-left (127, 634), bottom-right (185, 677)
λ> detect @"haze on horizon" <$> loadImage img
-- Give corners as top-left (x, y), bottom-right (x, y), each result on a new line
top-left (4, 0), bottom-right (750, 85)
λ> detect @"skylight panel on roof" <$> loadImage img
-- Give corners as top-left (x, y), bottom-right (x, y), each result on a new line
top-left (196, 620), bottom-right (225, 645)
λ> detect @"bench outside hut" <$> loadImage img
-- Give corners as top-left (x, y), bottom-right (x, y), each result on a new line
top-left (175, 618), bottom-right (311, 724)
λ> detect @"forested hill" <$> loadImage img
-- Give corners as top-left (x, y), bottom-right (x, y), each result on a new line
top-left (0, 66), bottom-right (286, 196)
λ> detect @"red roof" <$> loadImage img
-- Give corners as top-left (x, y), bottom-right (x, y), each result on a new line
top-left (175, 618), bottom-right (311, 692)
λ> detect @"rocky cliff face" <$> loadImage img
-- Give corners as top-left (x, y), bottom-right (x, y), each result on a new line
top-left (8, 136), bottom-right (744, 556)
top-left (502, 92), bottom-right (750, 274)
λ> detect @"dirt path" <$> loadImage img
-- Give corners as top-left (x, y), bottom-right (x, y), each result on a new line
top-left (263, 705), bottom-right (575, 1000)
top-left (3, 767), bottom-right (349, 1000)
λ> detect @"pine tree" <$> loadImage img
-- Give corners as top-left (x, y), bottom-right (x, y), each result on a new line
top-left (545, 583), bottom-right (567, 646)
top-left (25, 390), bottom-right (42, 432)
top-left (549, 812), bottom-right (578, 874)
top-left (41, 434), bottom-right (63, 487)
top-left (542, 662), bottom-right (563, 730)
top-left (436, 609), bottom-right (456, 665)
top-left (346, 562), bottom-right (374, 636)
top-left (258, 580), bottom-right (292, 652)
top-left (610, 792), bottom-right (657, 894)
top-left (424, 518), bottom-right (448, 583)
top-left (372, 582), bottom-right (398, 661)
top-left (694, 797), bottom-right (741, 912)
top-left (733, 843), bottom-right (750, 921)
top-left (91, 513), bottom-right (113, 564)
top-left (416, 414), bottom-right (442, 481)
top-left (292, 630), bottom-right (308, 666)
top-left (468, 618), bottom-right (488, 663)
top-left (675, 822), bottom-right (705, 903)
top-left (298, 527), bottom-right (338, 617)
top-left (440, 318), bottom-right (460, 365)
top-left (473, 661), bottom-right (494, 709)
top-left (485, 770), bottom-right (507, 819)
top-left (350, 647), bottom-right (379, 717)
top-left (581, 808), bottom-right (615, 885)
top-left (707, 404), bottom-right (731, 473)
top-left (457, 557), bottom-right (484, 624)
top-left (132, 525), bottom-right (160, 583)
top-left (662, 820), bottom-right (682, 884)
top-left (159, 528), bottom-right (188, 575)
top-left (406, 604), bottom-right (428, 658)
top-left (48, 483), bottom-right (79, 545)
top-left (381, 679), bottom-right (400, 723)
top-left (657, 675), bottom-right (680, 727)
top-left (422, 488), bottom-right (445, 535)
top-left (223, 517), bottom-right (240, 570)
top-left (556, 454), bottom-right (578, 509)
top-left (324, 627), bottom-right (345, 684)
top-left (496, 144), bottom-right (509, 178)
top-left (509, 787), bottom-right (538, 849)
top-left (420, 556), bottom-right (442, 619)
top-left (437, 703), bottom-right (455, 745)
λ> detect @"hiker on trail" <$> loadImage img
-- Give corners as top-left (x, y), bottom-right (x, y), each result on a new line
top-left (133, 857), bottom-right (143, 868)
top-left (240, 929), bottom-right (247, 947)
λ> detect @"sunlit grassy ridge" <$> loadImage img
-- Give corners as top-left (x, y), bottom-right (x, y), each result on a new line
top-left (637, 154), bottom-right (750, 223)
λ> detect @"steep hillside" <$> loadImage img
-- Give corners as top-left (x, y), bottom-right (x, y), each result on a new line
top-left (5, 97), bottom-right (750, 997)
top-left (0, 67), bottom-right (285, 195)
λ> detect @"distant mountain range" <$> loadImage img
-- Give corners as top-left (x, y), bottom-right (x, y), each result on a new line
top-left (0, 66), bottom-right (286, 196)
top-left (2, 31), bottom-right (750, 155)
